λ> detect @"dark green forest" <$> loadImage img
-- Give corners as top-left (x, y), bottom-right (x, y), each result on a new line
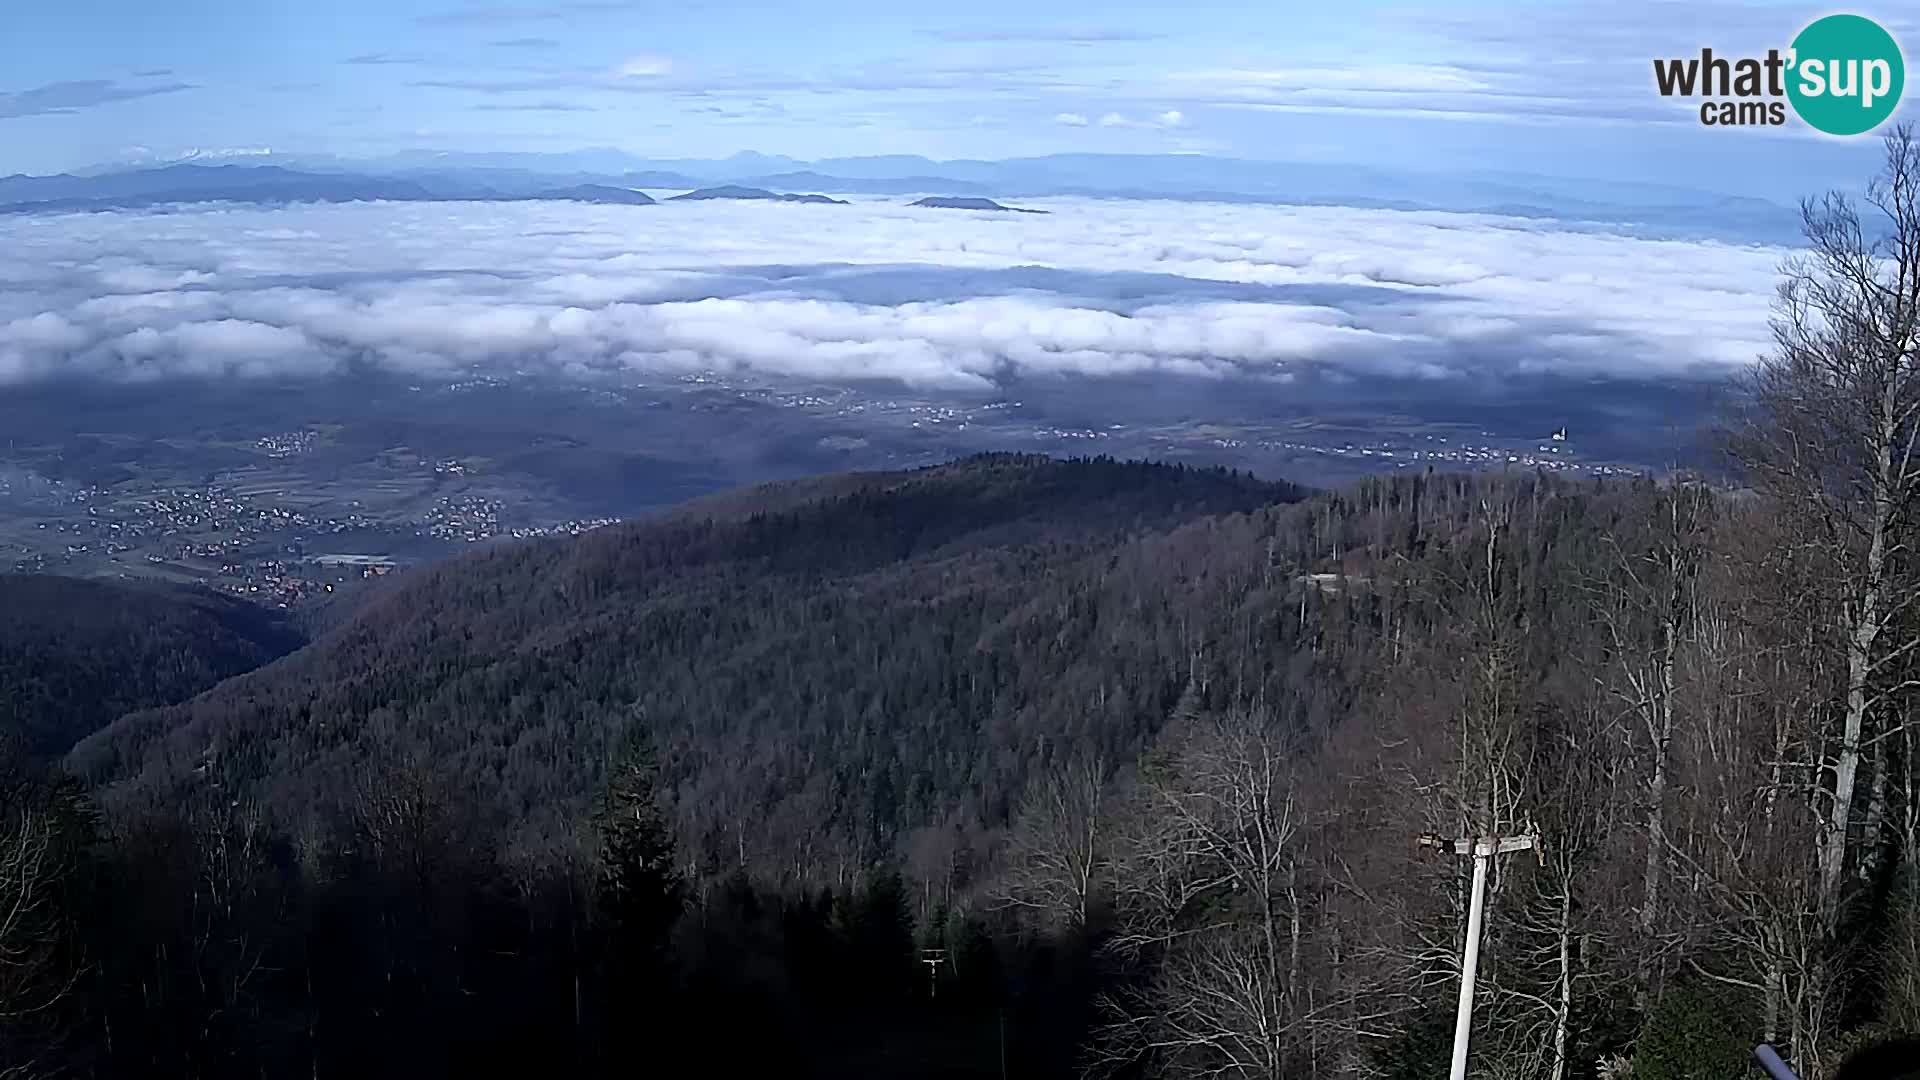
top-left (0, 575), bottom-right (303, 760)
top-left (5, 130), bottom-right (1920, 1080)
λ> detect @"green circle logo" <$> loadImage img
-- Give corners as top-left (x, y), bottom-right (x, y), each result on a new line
top-left (1787, 14), bottom-right (1905, 136)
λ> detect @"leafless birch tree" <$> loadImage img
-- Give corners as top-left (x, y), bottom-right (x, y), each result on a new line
top-left (1731, 123), bottom-right (1920, 936)
top-left (990, 752), bottom-right (1111, 930)
top-left (1088, 708), bottom-right (1305, 1079)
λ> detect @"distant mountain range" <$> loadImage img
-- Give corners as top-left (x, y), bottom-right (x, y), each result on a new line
top-left (6, 149), bottom-right (1805, 242)
top-left (526, 183), bottom-right (656, 205)
top-left (910, 196), bottom-right (1046, 214)
top-left (754, 171), bottom-right (993, 196)
top-left (0, 165), bottom-right (662, 214)
top-left (666, 185), bottom-right (847, 205)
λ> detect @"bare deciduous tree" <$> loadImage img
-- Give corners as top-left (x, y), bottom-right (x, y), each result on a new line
top-left (989, 752), bottom-right (1110, 930)
top-left (1732, 123), bottom-right (1920, 937)
top-left (0, 804), bottom-right (80, 1041)
top-left (1590, 478), bottom-right (1714, 1001)
top-left (1088, 709), bottom-right (1304, 1079)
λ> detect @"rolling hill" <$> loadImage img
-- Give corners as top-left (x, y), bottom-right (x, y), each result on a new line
top-left (0, 575), bottom-right (304, 759)
top-left (909, 196), bottom-right (1047, 213)
top-left (665, 185), bottom-right (849, 204)
top-left (69, 455), bottom-right (1305, 853)
top-left (29, 453), bottom-right (1902, 1080)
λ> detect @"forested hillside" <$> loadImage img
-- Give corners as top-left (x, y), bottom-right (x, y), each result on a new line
top-left (38, 452), bottom-right (1917, 1080)
top-left (69, 453), bottom-right (1306, 865)
top-left (5, 129), bottom-right (1920, 1080)
top-left (0, 575), bottom-right (303, 758)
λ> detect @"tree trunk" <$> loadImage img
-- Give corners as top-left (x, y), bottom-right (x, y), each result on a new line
top-left (1862, 744), bottom-right (1889, 883)
top-left (1288, 859), bottom-right (1302, 1017)
top-left (1820, 465), bottom-right (1889, 930)
top-left (1765, 957), bottom-right (1783, 1045)
top-left (1551, 883), bottom-right (1574, 1080)
top-left (1637, 611), bottom-right (1676, 1000)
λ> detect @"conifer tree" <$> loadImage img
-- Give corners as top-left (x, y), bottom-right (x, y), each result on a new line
top-left (594, 721), bottom-right (685, 1054)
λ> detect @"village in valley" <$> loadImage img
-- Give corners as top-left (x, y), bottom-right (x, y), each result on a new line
top-left (0, 372), bottom-right (1634, 610)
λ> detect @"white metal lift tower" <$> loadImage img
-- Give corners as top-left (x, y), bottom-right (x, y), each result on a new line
top-left (1417, 831), bottom-right (1541, 1080)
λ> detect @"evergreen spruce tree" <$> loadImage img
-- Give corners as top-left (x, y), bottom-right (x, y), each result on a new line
top-left (593, 723), bottom-right (685, 1062)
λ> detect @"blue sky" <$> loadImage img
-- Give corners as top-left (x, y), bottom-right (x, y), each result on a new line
top-left (1, 0), bottom-right (1913, 200)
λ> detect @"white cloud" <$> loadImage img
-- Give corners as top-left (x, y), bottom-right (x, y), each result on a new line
top-left (1091, 110), bottom-right (1188, 130)
top-left (1178, 65), bottom-right (1500, 95)
top-left (0, 197), bottom-right (1786, 390)
top-left (616, 54), bottom-right (673, 78)
top-left (1054, 112), bottom-right (1089, 126)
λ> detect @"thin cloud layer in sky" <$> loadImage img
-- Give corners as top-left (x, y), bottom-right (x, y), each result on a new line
top-left (0, 196), bottom-right (1783, 389)
top-left (0, 0), bottom-right (1906, 199)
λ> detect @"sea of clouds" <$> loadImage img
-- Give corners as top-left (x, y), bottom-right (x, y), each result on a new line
top-left (0, 195), bottom-right (1787, 390)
